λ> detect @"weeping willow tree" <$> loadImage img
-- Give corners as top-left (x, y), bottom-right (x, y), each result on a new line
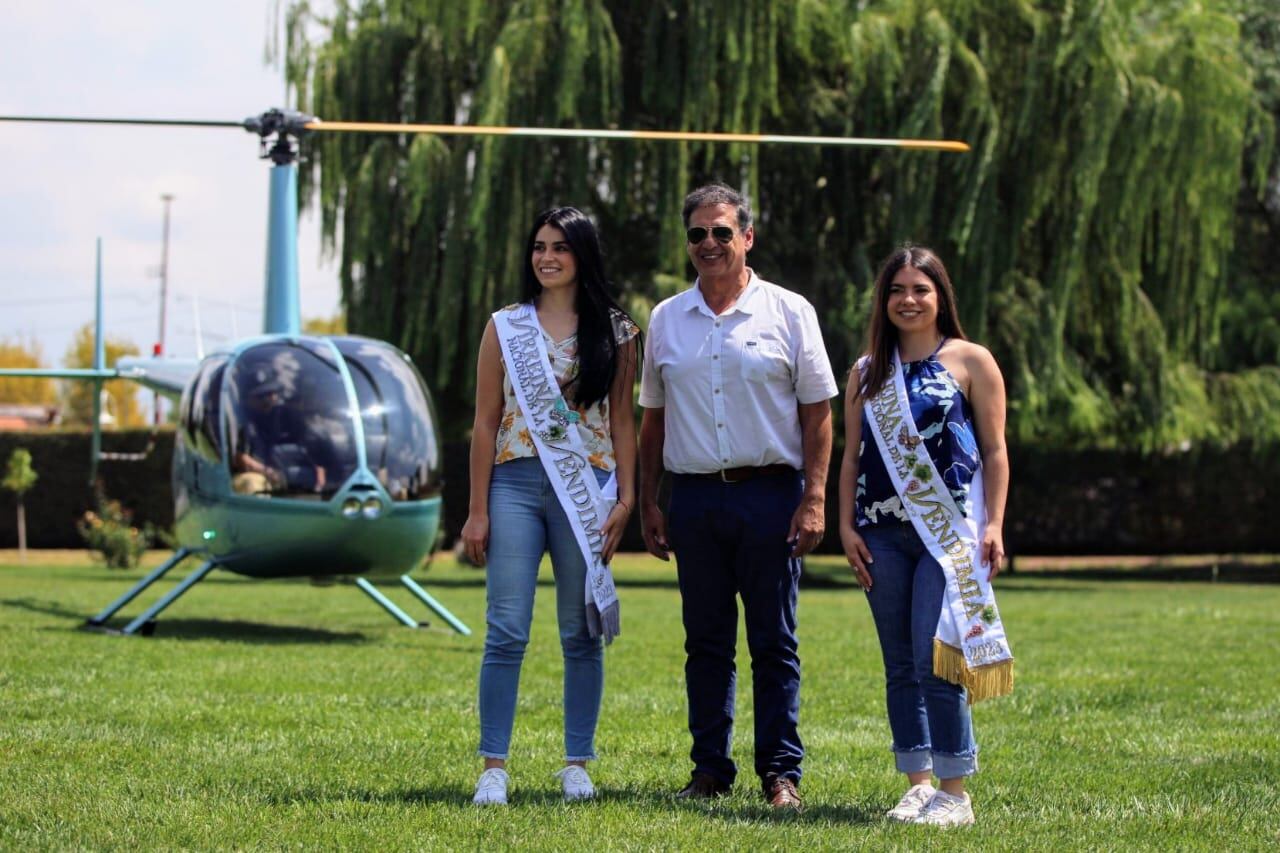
top-left (285, 0), bottom-right (1278, 448)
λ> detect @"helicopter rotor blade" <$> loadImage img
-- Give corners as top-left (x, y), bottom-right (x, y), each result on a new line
top-left (305, 120), bottom-right (970, 152)
top-left (0, 115), bottom-right (245, 129)
top-left (0, 113), bottom-right (971, 152)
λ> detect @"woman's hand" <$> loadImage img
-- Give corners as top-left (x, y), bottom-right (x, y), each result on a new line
top-left (840, 524), bottom-right (874, 591)
top-left (600, 501), bottom-right (631, 564)
top-left (982, 525), bottom-right (1005, 580)
top-left (461, 513), bottom-right (490, 567)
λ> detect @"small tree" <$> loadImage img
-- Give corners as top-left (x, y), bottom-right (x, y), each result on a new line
top-left (2, 448), bottom-right (38, 562)
top-left (0, 338), bottom-right (56, 405)
top-left (61, 324), bottom-right (143, 427)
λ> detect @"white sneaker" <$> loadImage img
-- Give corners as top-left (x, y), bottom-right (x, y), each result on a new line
top-left (886, 783), bottom-right (936, 821)
top-left (555, 765), bottom-right (595, 801)
top-left (912, 789), bottom-right (974, 827)
top-left (472, 767), bottom-right (509, 805)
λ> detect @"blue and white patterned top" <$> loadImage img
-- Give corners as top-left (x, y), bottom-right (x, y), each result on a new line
top-left (855, 344), bottom-right (981, 527)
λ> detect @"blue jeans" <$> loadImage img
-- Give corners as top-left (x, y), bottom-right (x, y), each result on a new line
top-left (667, 471), bottom-right (804, 790)
top-left (861, 521), bottom-right (978, 778)
top-left (478, 458), bottom-right (606, 761)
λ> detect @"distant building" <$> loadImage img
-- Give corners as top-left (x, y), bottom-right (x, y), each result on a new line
top-left (0, 404), bottom-right (61, 431)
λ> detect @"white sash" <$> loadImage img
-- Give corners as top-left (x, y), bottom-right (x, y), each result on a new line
top-left (492, 303), bottom-right (620, 642)
top-left (863, 351), bottom-right (1013, 702)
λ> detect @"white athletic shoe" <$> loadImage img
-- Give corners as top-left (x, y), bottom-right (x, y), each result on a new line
top-left (886, 783), bottom-right (936, 822)
top-left (912, 789), bottom-right (975, 827)
top-left (555, 765), bottom-right (596, 801)
top-left (472, 767), bottom-right (510, 805)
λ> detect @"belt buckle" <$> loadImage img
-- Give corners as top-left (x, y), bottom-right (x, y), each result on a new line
top-left (720, 468), bottom-right (733, 483)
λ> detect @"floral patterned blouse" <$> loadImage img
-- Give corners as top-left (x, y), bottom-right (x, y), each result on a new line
top-left (855, 346), bottom-right (981, 527)
top-left (495, 307), bottom-right (639, 472)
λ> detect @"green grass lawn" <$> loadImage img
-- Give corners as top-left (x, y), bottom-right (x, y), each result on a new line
top-left (2, 553), bottom-right (1277, 850)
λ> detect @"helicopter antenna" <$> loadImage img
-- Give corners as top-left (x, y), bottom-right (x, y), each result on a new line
top-left (191, 287), bottom-right (206, 361)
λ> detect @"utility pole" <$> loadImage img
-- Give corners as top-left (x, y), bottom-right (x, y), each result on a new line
top-left (154, 193), bottom-right (174, 424)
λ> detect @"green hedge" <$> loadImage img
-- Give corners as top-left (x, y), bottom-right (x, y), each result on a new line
top-left (445, 441), bottom-right (1280, 556)
top-left (0, 430), bottom-right (174, 548)
top-left (3, 431), bottom-right (1276, 554)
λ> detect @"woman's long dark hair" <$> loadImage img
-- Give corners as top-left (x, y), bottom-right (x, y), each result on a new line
top-left (856, 245), bottom-right (968, 403)
top-left (520, 206), bottom-right (637, 409)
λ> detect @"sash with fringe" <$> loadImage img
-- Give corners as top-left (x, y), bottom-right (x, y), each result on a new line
top-left (493, 303), bottom-right (620, 642)
top-left (863, 351), bottom-right (1013, 702)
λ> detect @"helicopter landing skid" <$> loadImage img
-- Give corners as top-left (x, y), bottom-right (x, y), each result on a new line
top-left (82, 547), bottom-right (472, 637)
top-left (353, 577), bottom-right (422, 627)
top-left (399, 575), bottom-right (472, 636)
top-left (82, 547), bottom-right (205, 635)
top-left (352, 576), bottom-right (471, 635)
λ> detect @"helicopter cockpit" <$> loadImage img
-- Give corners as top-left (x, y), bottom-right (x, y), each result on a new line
top-left (178, 335), bottom-right (442, 505)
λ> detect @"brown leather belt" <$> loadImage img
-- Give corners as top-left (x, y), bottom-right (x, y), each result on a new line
top-left (683, 464), bottom-right (796, 484)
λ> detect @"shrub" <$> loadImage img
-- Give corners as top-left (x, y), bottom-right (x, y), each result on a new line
top-left (77, 497), bottom-right (149, 569)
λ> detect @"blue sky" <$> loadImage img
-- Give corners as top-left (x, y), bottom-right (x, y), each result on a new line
top-left (0, 1), bottom-right (341, 369)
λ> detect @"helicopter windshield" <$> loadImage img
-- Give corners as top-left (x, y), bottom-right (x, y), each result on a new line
top-left (224, 341), bottom-right (359, 499)
top-left (333, 337), bottom-right (443, 502)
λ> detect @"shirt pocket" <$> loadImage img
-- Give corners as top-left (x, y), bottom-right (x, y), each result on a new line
top-left (740, 339), bottom-right (792, 383)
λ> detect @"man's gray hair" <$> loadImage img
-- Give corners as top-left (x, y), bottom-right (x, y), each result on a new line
top-left (682, 183), bottom-right (753, 231)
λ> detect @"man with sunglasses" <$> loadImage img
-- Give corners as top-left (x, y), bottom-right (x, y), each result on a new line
top-left (638, 183), bottom-right (837, 810)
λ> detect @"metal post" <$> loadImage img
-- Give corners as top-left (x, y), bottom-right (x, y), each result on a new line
top-left (90, 238), bottom-right (104, 486)
top-left (400, 575), bottom-right (471, 635)
top-left (84, 547), bottom-right (193, 626)
top-left (354, 578), bottom-right (420, 628)
top-left (154, 193), bottom-right (174, 424)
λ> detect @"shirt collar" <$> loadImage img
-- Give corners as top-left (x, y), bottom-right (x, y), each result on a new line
top-left (685, 269), bottom-right (761, 318)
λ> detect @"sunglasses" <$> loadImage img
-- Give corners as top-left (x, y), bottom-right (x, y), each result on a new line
top-left (686, 225), bottom-right (736, 244)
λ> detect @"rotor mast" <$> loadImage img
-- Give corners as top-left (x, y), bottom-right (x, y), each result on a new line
top-left (244, 109), bottom-right (314, 336)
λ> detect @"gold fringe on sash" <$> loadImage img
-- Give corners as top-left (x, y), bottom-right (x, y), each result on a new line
top-left (933, 638), bottom-right (1015, 705)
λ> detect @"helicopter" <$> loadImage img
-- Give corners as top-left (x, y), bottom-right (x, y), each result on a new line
top-left (0, 108), bottom-right (968, 636)
top-left (0, 110), bottom-right (471, 636)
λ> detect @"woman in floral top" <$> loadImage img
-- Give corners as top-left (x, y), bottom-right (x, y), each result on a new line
top-left (462, 207), bottom-right (639, 806)
top-left (838, 246), bottom-right (1009, 827)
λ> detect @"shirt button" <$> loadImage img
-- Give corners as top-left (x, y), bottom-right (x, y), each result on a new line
top-left (717, 423), bottom-right (724, 428)
top-left (714, 320), bottom-right (721, 327)
top-left (714, 388), bottom-right (721, 394)
top-left (712, 354), bottom-right (719, 360)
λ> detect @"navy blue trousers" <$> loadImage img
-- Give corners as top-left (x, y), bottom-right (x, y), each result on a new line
top-left (667, 471), bottom-right (804, 790)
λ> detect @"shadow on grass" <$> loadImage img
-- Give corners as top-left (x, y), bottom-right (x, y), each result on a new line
top-left (978, 580), bottom-right (1096, 594)
top-left (259, 782), bottom-right (879, 823)
top-left (89, 617), bottom-right (369, 644)
top-left (2, 597), bottom-right (369, 643)
top-left (1003, 563), bottom-right (1280, 584)
top-left (1, 596), bottom-right (89, 621)
top-left (689, 800), bottom-right (879, 825)
top-left (803, 561), bottom-right (1280, 588)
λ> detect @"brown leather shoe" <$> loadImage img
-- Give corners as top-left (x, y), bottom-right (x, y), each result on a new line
top-left (676, 772), bottom-right (730, 799)
top-left (765, 775), bottom-right (803, 811)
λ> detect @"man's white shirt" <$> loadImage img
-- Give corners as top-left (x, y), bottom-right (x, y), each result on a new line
top-left (638, 271), bottom-right (838, 474)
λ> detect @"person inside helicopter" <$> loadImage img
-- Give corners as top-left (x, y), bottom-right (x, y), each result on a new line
top-left (230, 378), bottom-right (329, 497)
